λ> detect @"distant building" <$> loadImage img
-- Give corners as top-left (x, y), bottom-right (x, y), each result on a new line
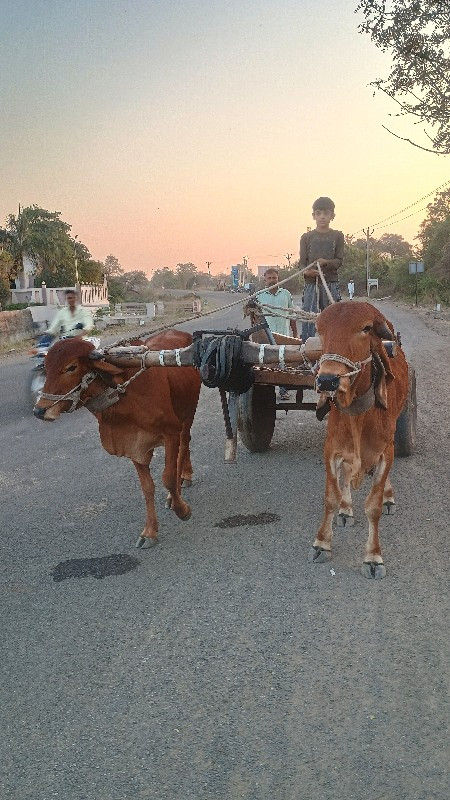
top-left (257, 265), bottom-right (279, 279)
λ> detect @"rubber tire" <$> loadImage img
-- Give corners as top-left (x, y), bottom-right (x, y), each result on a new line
top-left (238, 384), bottom-right (276, 452)
top-left (394, 365), bottom-right (417, 457)
top-left (26, 366), bottom-right (46, 410)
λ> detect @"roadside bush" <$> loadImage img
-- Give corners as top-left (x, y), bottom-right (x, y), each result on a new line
top-left (4, 302), bottom-right (33, 311)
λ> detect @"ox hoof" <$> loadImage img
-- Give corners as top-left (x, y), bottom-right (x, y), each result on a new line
top-left (135, 536), bottom-right (158, 549)
top-left (383, 501), bottom-right (397, 516)
top-left (182, 478), bottom-right (192, 488)
top-left (337, 513), bottom-right (354, 528)
top-left (308, 546), bottom-right (332, 563)
top-left (165, 497), bottom-right (173, 510)
top-left (361, 561), bottom-right (386, 580)
top-left (180, 507), bottom-right (192, 522)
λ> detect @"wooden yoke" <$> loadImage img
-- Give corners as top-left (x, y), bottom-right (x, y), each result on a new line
top-left (102, 337), bottom-right (323, 369)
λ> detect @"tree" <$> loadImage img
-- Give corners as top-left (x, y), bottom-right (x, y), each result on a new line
top-left (104, 254), bottom-right (123, 277)
top-left (356, 0), bottom-right (450, 153)
top-left (107, 276), bottom-right (126, 306)
top-left (150, 267), bottom-right (177, 289)
top-left (419, 216), bottom-right (450, 279)
top-left (377, 233), bottom-right (412, 259)
top-left (175, 262), bottom-right (198, 289)
top-left (0, 206), bottom-right (70, 279)
top-left (78, 260), bottom-right (104, 284)
top-left (0, 205), bottom-right (94, 287)
top-left (417, 187), bottom-right (450, 250)
top-left (0, 250), bottom-right (14, 306)
top-left (120, 270), bottom-right (151, 295)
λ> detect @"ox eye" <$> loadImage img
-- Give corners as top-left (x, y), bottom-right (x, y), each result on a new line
top-left (65, 364), bottom-right (77, 372)
top-left (362, 325), bottom-right (372, 333)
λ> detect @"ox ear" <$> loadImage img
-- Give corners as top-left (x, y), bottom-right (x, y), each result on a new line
top-left (371, 313), bottom-right (395, 384)
top-left (372, 315), bottom-right (395, 341)
top-left (92, 358), bottom-right (124, 376)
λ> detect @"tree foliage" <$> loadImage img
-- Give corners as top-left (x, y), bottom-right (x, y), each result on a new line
top-left (0, 205), bottom-right (100, 287)
top-left (0, 206), bottom-right (72, 279)
top-left (104, 254), bottom-right (123, 277)
top-left (356, 0), bottom-right (450, 153)
top-left (0, 250), bottom-right (14, 306)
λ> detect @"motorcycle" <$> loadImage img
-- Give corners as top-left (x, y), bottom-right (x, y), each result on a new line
top-left (27, 334), bottom-right (101, 409)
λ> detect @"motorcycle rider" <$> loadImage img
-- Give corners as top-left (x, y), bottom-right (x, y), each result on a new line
top-left (40, 289), bottom-right (93, 345)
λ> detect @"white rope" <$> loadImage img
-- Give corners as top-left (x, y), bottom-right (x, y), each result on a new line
top-left (258, 344), bottom-right (266, 364)
top-left (175, 348), bottom-right (182, 366)
top-left (318, 353), bottom-right (372, 381)
top-left (257, 302), bottom-right (318, 322)
top-left (158, 350), bottom-right (165, 365)
top-left (278, 345), bottom-right (286, 371)
top-left (316, 262), bottom-right (335, 305)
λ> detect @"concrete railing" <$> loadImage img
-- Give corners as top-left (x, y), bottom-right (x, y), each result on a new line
top-left (11, 280), bottom-right (109, 308)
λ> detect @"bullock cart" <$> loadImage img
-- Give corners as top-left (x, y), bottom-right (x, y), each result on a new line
top-left (236, 340), bottom-right (416, 459)
top-left (100, 315), bottom-right (416, 463)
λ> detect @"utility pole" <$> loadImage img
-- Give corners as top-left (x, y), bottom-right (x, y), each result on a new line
top-left (206, 261), bottom-right (211, 286)
top-left (364, 227), bottom-right (374, 297)
top-left (73, 234), bottom-right (79, 285)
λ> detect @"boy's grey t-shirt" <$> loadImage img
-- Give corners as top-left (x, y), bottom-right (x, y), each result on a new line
top-left (299, 228), bottom-right (345, 283)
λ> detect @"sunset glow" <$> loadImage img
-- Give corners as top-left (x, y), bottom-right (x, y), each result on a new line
top-left (1, 0), bottom-right (448, 276)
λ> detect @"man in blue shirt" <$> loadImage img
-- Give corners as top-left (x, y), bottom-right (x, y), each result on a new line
top-left (256, 268), bottom-right (298, 400)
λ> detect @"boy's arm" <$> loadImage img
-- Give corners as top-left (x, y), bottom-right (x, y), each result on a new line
top-left (300, 233), bottom-right (319, 278)
top-left (299, 233), bottom-right (308, 269)
top-left (320, 231), bottom-right (345, 278)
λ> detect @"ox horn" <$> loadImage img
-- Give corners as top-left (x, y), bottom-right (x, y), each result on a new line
top-left (88, 349), bottom-right (105, 361)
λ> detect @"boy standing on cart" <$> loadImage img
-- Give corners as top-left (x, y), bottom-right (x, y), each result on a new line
top-left (299, 196), bottom-right (344, 340)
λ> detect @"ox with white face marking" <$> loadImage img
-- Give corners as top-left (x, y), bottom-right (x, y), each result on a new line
top-left (311, 301), bottom-right (409, 578)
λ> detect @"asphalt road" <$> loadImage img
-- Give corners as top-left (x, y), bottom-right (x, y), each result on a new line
top-left (1, 298), bottom-right (448, 800)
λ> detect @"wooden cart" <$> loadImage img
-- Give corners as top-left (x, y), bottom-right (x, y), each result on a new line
top-left (236, 361), bottom-right (416, 457)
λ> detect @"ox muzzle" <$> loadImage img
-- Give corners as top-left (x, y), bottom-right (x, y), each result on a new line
top-left (316, 373), bottom-right (341, 393)
top-left (33, 405), bottom-right (49, 420)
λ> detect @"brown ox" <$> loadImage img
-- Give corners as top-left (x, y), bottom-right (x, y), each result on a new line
top-left (312, 301), bottom-right (409, 578)
top-left (34, 329), bottom-right (201, 548)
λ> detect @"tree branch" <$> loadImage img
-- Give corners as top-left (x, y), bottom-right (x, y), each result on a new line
top-left (381, 125), bottom-right (449, 154)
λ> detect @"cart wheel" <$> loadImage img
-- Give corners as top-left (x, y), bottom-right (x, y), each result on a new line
top-left (238, 385), bottom-right (276, 452)
top-left (394, 365), bottom-right (417, 457)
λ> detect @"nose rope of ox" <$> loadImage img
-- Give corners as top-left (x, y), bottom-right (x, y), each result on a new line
top-left (316, 353), bottom-right (373, 393)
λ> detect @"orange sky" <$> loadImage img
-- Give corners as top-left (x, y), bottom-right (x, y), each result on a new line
top-left (1, 1), bottom-right (448, 276)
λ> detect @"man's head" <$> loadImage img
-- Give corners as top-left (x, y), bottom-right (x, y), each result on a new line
top-left (312, 197), bottom-right (335, 231)
top-left (65, 289), bottom-right (78, 311)
top-left (264, 268), bottom-right (279, 292)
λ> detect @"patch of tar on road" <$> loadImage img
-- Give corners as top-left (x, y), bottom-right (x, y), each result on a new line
top-left (51, 554), bottom-right (140, 582)
top-left (215, 512), bottom-right (280, 529)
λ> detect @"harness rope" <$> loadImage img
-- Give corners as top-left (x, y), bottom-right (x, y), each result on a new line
top-left (318, 353), bottom-right (373, 383)
top-left (192, 333), bottom-right (254, 394)
top-left (40, 353), bottom-right (149, 413)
